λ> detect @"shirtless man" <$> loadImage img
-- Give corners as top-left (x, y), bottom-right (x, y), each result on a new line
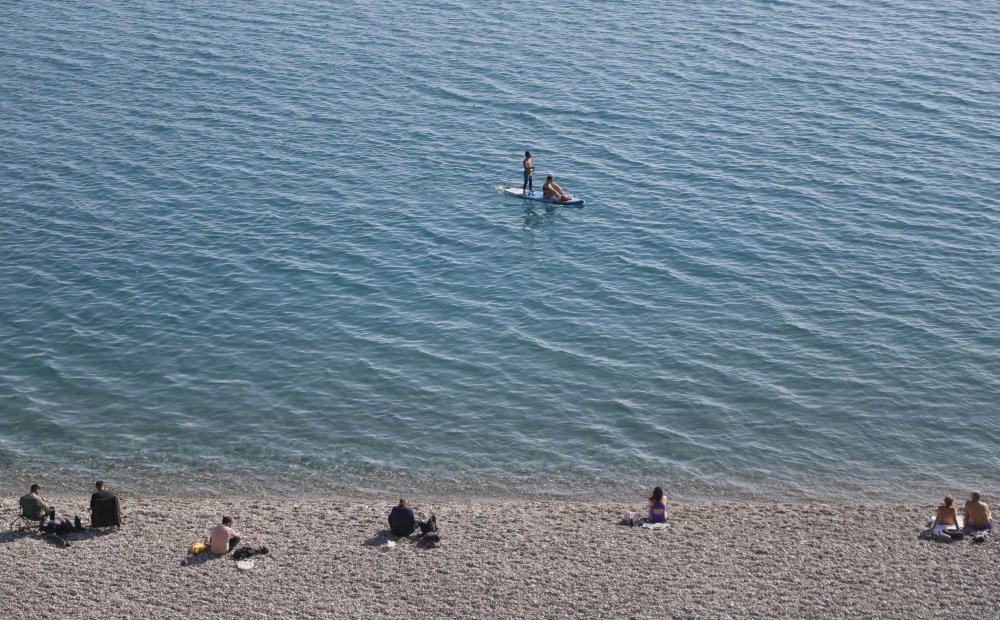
top-left (208, 515), bottom-right (242, 554)
top-left (522, 151), bottom-right (534, 193)
top-left (963, 491), bottom-right (993, 532)
top-left (542, 175), bottom-right (565, 200)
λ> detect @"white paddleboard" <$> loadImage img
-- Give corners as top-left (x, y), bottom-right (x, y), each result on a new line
top-left (503, 187), bottom-right (584, 206)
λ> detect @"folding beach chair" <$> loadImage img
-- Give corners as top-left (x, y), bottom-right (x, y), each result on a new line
top-left (8, 512), bottom-right (44, 531)
top-left (90, 495), bottom-right (122, 529)
top-left (9, 497), bottom-right (46, 531)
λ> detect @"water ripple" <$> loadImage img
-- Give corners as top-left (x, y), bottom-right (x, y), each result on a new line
top-left (1, 0), bottom-right (998, 500)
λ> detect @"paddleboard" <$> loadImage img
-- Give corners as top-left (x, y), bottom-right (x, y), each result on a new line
top-left (503, 188), bottom-right (584, 206)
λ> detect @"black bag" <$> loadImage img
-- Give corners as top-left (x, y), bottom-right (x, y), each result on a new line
top-left (43, 520), bottom-right (74, 536)
top-left (419, 515), bottom-right (438, 535)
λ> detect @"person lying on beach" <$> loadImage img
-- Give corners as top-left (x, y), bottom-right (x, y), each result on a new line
top-left (388, 498), bottom-right (436, 537)
top-left (19, 483), bottom-right (55, 524)
top-left (207, 516), bottom-right (242, 554)
top-left (931, 496), bottom-right (961, 534)
top-left (648, 486), bottom-right (667, 523)
top-left (542, 175), bottom-right (567, 200)
top-left (963, 491), bottom-right (993, 532)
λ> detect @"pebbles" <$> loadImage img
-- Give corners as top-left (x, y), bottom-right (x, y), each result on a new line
top-left (1, 495), bottom-right (997, 618)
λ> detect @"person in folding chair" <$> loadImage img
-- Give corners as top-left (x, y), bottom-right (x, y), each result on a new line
top-left (13, 483), bottom-right (55, 530)
top-left (89, 481), bottom-right (122, 528)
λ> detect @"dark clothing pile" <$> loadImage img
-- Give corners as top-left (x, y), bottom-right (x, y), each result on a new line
top-left (42, 519), bottom-right (75, 536)
top-left (232, 545), bottom-right (269, 561)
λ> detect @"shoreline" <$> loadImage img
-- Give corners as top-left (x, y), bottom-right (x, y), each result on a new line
top-left (3, 473), bottom-right (991, 504)
top-left (3, 493), bottom-right (997, 618)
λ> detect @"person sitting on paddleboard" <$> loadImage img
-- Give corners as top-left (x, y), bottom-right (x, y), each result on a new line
top-left (542, 175), bottom-right (568, 201)
top-left (522, 151), bottom-right (534, 193)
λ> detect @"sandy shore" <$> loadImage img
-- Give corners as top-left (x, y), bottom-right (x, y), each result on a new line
top-left (1, 494), bottom-right (997, 619)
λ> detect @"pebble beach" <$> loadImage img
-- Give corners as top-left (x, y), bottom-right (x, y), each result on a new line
top-left (2, 494), bottom-right (997, 619)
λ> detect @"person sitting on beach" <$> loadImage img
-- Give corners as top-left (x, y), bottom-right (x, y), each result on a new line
top-left (90, 480), bottom-right (116, 512)
top-left (19, 483), bottom-right (55, 524)
top-left (388, 498), bottom-right (435, 537)
top-left (963, 491), bottom-right (993, 532)
top-left (931, 495), bottom-right (961, 534)
top-left (208, 516), bottom-right (242, 554)
top-left (542, 175), bottom-right (567, 201)
top-left (648, 486), bottom-right (667, 523)
top-left (89, 479), bottom-right (122, 528)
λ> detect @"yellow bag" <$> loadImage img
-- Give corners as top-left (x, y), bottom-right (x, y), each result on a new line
top-left (189, 541), bottom-right (207, 555)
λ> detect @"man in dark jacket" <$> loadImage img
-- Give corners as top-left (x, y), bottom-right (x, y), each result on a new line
top-left (388, 498), bottom-right (435, 537)
top-left (90, 481), bottom-right (115, 512)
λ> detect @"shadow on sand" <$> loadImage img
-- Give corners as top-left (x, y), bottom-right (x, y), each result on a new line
top-left (363, 528), bottom-right (422, 548)
top-left (1, 523), bottom-right (121, 546)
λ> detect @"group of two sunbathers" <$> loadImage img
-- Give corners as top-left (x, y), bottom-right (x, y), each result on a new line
top-left (930, 490), bottom-right (993, 536)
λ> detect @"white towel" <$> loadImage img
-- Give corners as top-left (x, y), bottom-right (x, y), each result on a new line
top-left (930, 514), bottom-right (964, 534)
top-left (641, 521), bottom-right (668, 530)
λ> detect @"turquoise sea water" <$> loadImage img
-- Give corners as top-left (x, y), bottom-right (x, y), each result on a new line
top-left (2, 0), bottom-right (998, 499)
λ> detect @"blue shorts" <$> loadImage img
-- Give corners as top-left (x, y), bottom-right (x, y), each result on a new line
top-left (966, 521), bottom-right (993, 532)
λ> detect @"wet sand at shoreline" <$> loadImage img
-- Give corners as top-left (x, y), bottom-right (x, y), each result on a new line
top-left (1, 494), bottom-right (997, 618)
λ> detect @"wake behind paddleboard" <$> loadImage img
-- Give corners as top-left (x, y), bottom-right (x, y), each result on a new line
top-left (503, 187), bottom-right (584, 206)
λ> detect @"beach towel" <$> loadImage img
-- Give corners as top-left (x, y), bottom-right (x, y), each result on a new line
top-left (928, 515), bottom-right (964, 534)
top-left (641, 522), bottom-right (668, 530)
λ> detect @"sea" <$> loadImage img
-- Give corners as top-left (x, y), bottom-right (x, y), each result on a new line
top-left (2, 0), bottom-right (998, 501)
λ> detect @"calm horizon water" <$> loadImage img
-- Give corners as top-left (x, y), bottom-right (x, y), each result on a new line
top-left (2, 0), bottom-right (998, 500)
